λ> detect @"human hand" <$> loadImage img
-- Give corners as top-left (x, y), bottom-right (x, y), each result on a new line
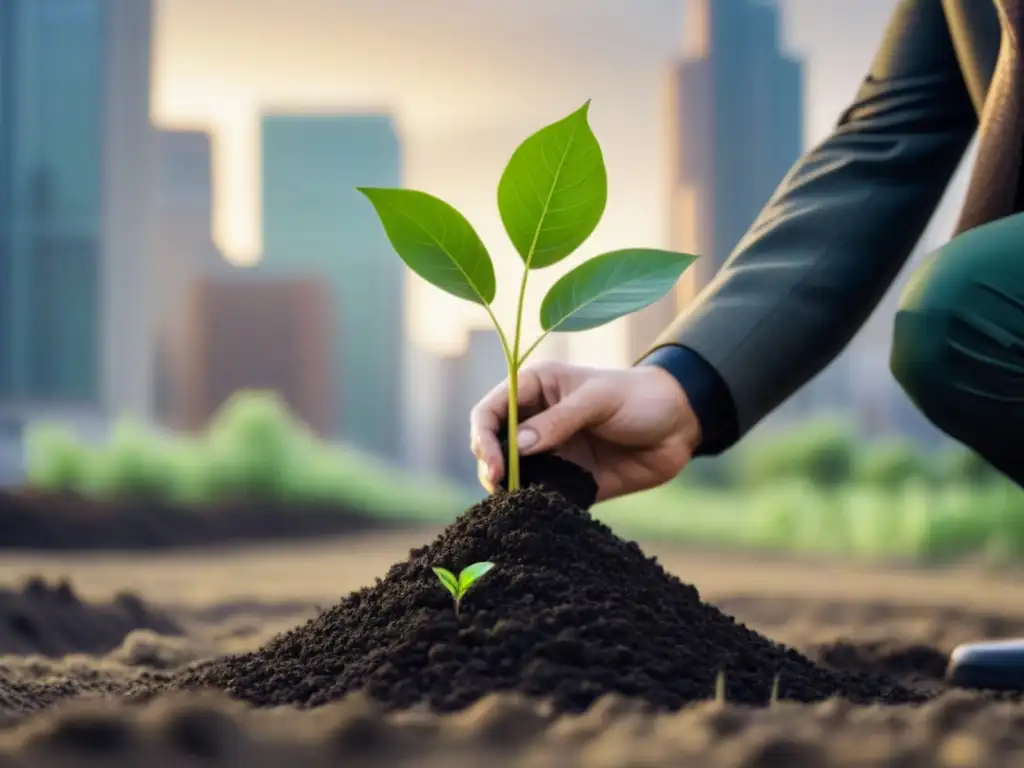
top-left (469, 362), bottom-right (701, 502)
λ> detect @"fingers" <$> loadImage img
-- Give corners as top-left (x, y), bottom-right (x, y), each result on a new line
top-left (517, 381), bottom-right (617, 455)
top-left (469, 379), bottom-right (508, 491)
top-left (469, 369), bottom-right (546, 490)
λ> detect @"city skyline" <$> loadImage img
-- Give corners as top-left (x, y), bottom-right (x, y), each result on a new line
top-left (0, 0), bottom-right (155, 417)
top-left (0, 0), bottom-right (975, 482)
top-left (153, 0), bottom-right (918, 365)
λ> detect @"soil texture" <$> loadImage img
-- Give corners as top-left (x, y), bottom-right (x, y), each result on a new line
top-left (0, 577), bottom-right (179, 657)
top-left (161, 456), bottom-right (920, 712)
top-left (0, 489), bottom-right (407, 551)
top-left (0, 455), bottom-right (1023, 764)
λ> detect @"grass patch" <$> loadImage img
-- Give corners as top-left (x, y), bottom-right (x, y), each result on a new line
top-left (24, 391), bottom-right (473, 522)
top-left (21, 393), bottom-right (1024, 564)
top-left (594, 479), bottom-right (1024, 564)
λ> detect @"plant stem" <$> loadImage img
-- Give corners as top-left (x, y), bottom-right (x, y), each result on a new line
top-left (508, 269), bottom-right (531, 491)
top-left (517, 330), bottom-right (550, 368)
top-left (482, 304), bottom-right (518, 490)
top-left (507, 367), bottom-right (520, 490)
top-left (483, 305), bottom-right (513, 367)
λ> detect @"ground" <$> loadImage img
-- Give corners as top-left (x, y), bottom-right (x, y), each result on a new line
top-left (2, 531), bottom-right (1024, 766)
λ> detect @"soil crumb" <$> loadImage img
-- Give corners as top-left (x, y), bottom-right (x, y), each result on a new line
top-left (164, 456), bottom-right (925, 713)
top-left (0, 577), bottom-right (180, 657)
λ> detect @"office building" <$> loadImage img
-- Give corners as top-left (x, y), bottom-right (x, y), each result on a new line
top-left (402, 340), bottom-right (455, 477)
top-left (443, 329), bottom-right (506, 487)
top-left (260, 112), bottom-right (405, 460)
top-left (153, 128), bottom-right (225, 426)
top-left (178, 274), bottom-right (333, 436)
top-left (625, 0), bottom-right (804, 360)
top-left (0, 0), bottom-right (156, 421)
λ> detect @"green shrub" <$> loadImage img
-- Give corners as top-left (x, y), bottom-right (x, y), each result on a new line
top-left (23, 390), bottom-right (472, 520)
top-left (24, 422), bottom-right (91, 492)
top-left (854, 439), bottom-right (927, 490)
top-left (937, 446), bottom-right (1004, 487)
top-left (738, 420), bottom-right (856, 489)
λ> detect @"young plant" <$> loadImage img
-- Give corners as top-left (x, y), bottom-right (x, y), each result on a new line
top-left (432, 561), bottom-right (495, 615)
top-left (358, 101), bottom-right (699, 491)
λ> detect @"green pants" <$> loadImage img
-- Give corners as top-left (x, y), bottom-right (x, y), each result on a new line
top-left (892, 213), bottom-right (1024, 485)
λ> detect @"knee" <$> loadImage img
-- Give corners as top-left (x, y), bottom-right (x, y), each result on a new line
top-left (889, 253), bottom-right (966, 420)
top-left (890, 309), bottom-right (950, 418)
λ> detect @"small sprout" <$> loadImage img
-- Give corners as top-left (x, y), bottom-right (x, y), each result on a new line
top-left (769, 673), bottom-right (781, 707)
top-left (432, 562), bottom-right (495, 615)
top-left (715, 669), bottom-right (727, 703)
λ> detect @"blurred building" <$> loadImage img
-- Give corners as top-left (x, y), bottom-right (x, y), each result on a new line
top-left (178, 275), bottom-right (333, 436)
top-left (260, 112), bottom-right (406, 461)
top-left (402, 341), bottom-right (456, 477)
top-left (528, 333), bottom-right (572, 365)
top-left (0, 0), bottom-right (157, 421)
top-left (443, 329), bottom-right (507, 488)
top-left (625, 0), bottom-right (804, 361)
top-left (153, 128), bottom-right (226, 427)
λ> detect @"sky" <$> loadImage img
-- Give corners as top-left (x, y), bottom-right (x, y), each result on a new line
top-left (152, 0), bottom-right (970, 362)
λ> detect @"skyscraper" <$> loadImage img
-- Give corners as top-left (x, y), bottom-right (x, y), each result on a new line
top-left (260, 113), bottom-right (405, 461)
top-left (179, 274), bottom-right (333, 436)
top-left (444, 329), bottom-right (506, 488)
top-left (0, 0), bottom-right (156, 418)
top-left (153, 128), bottom-right (224, 426)
top-left (625, 0), bottom-right (804, 361)
top-left (402, 340), bottom-right (456, 477)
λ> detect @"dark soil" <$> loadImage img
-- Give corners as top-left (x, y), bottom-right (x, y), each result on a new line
top-left (0, 577), bottom-right (180, 657)
top-left (2, 689), bottom-right (1022, 768)
top-left (158, 453), bottom-right (925, 714)
top-left (0, 489), bottom-right (407, 551)
top-left (813, 640), bottom-right (952, 686)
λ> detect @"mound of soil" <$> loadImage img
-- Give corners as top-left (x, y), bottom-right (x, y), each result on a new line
top-left (0, 577), bottom-right (180, 657)
top-left (162, 454), bottom-right (925, 714)
top-left (0, 490), bottom-right (405, 551)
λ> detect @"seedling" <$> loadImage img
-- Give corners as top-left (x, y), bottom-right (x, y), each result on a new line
top-left (432, 561), bottom-right (495, 615)
top-left (359, 101), bottom-right (699, 490)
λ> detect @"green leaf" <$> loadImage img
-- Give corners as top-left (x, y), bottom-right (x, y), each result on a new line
top-left (457, 561), bottom-right (495, 596)
top-left (432, 567), bottom-right (459, 598)
top-left (497, 101), bottom-right (607, 269)
top-left (357, 187), bottom-right (496, 305)
top-left (539, 248), bottom-right (698, 333)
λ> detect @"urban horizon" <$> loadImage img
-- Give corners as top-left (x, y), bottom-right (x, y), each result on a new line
top-left (155, 0), bottom-right (969, 363)
top-left (0, 0), bottom-right (962, 489)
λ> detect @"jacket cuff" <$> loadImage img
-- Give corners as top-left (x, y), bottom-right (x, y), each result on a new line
top-left (636, 344), bottom-right (740, 456)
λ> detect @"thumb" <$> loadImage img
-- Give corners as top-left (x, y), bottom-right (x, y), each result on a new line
top-left (516, 383), bottom-right (616, 455)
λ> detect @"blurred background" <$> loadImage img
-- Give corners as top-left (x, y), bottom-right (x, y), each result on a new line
top-left (1, 0), bottom-right (1017, 562)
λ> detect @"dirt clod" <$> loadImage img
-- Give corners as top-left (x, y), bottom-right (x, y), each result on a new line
top-left (0, 578), bottom-right (180, 658)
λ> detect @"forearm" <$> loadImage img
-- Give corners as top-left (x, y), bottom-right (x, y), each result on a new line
top-left (645, 0), bottom-right (977, 442)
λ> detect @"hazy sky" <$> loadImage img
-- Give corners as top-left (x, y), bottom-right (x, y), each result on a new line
top-left (153, 0), bottom-right (968, 361)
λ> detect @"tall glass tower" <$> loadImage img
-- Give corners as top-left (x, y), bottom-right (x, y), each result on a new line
top-left (626, 0), bottom-right (804, 361)
top-left (261, 113), bottom-right (405, 461)
top-left (0, 0), bottom-right (155, 417)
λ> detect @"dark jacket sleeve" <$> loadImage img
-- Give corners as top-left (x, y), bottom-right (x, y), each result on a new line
top-left (641, 0), bottom-right (979, 444)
